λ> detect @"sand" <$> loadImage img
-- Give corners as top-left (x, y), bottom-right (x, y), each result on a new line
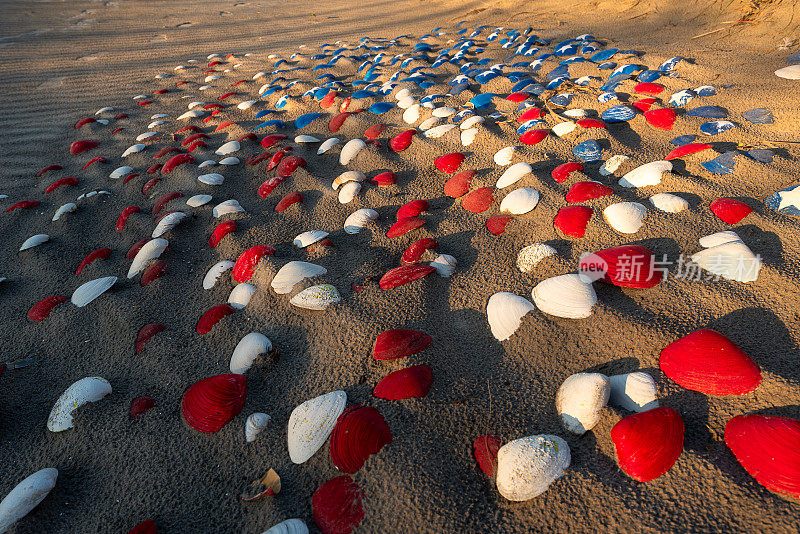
top-left (1, 0), bottom-right (800, 532)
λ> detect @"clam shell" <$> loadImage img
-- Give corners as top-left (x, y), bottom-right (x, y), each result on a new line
top-left (47, 377), bottom-right (112, 432)
top-left (373, 365), bottom-right (432, 400)
top-left (312, 476), bottom-right (364, 534)
top-left (261, 519), bottom-right (308, 534)
top-left (611, 407), bottom-right (684, 482)
top-left (599, 154), bottom-right (629, 176)
top-left (187, 194), bottom-right (212, 207)
top-left (293, 230), bottom-right (328, 248)
top-left (218, 157), bottom-right (240, 166)
top-left (294, 135), bottom-right (319, 143)
top-left (228, 283), bottom-right (255, 309)
top-left (500, 188), bottom-right (539, 215)
top-left (332, 171), bottom-right (365, 191)
top-left (122, 144), bottom-right (145, 157)
top-left (698, 230), bottom-right (741, 248)
top-left (556, 373), bottom-right (610, 434)
top-left (424, 124), bottom-right (456, 138)
top-left (496, 435), bottom-right (571, 501)
top-left (609, 372), bottom-right (659, 412)
top-left (19, 234), bottom-right (50, 251)
top-left (532, 274), bottom-right (597, 319)
top-left (182, 374), bottom-right (246, 433)
top-left (128, 238), bottom-right (168, 278)
top-left (619, 160), bottom-right (672, 188)
top-left (691, 240), bottom-right (761, 282)
top-left (230, 333), bottom-right (273, 374)
top-left (494, 146), bottom-right (515, 166)
top-left (212, 199), bottom-right (245, 218)
top-left (460, 127), bottom-right (478, 146)
top-left (203, 260), bottom-right (234, 289)
top-left (496, 162), bottom-right (532, 188)
top-left (245, 412), bottom-right (271, 442)
top-left (289, 284), bottom-right (340, 310)
top-left (271, 261), bottom-right (327, 294)
top-left (71, 276), bottom-right (117, 307)
top-left (288, 391), bottom-right (346, 464)
top-left (461, 115), bottom-right (484, 129)
top-left (317, 137), bottom-right (340, 155)
top-left (0, 468), bottom-right (58, 532)
top-left (152, 212), bottom-right (188, 238)
top-left (419, 117), bottom-right (440, 131)
top-left (649, 193), bottom-right (688, 213)
top-left (487, 292), bottom-right (536, 341)
top-left (178, 110), bottom-right (204, 120)
top-left (52, 203), bottom-right (77, 222)
top-left (339, 139), bottom-right (366, 165)
top-left (198, 173), bottom-right (225, 185)
top-left (517, 243), bottom-right (557, 273)
top-left (344, 208), bottom-right (378, 234)
top-left (402, 104), bottom-right (421, 124)
top-left (337, 181), bottom-right (361, 204)
top-left (432, 106), bottom-right (456, 117)
top-left (603, 202), bottom-right (647, 234)
top-left (429, 254), bottom-right (456, 277)
top-left (329, 405), bottom-right (392, 473)
top-left (552, 121), bottom-right (576, 137)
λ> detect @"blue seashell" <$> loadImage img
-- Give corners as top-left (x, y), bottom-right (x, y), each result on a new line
top-left (475, 70), bottom-right (499, 84)
top-left (253, 109), bottom-right (275, 120)
top-left (765, 184), bottom-right (800, 216)
top-left (369, 102), bottom-right (393, 115)
top-left (573, 139), bottom-right (602, 162)
top-left (695, 85), bottom-right (716, 97)
top-left (637, 70), bottom-right (662, 83)
top-left (311, 54), bottom-right (327, 61)
top-left (686, 106), bottom-right (728, 119)
top-left (700, 120), bottom-right (735, 135)
top-left (550, 93), bottom-right (573, 107)
top-left (351, 90), bottom-right (377, 99)
top-left (421, 94), bottom-right (445, 104)
top-left (658, 56), bottom-right (684, 72)
top-left (517, 120), bottom-right (546, 135)
top-left (449, 82), bottom-right (471, 96)
top-left (598, 92), bottom-right (618, 103)
top-left (449, 74), bottom-right (472, 86)
top-left (590, 48), bottom-right (619, 63)
top-left (701, 151), bottom-right (736, 174)
top-left (517, 101), bottom-right (536, 112)
top-left (420, 81), bottom-right (435, 89)
top-left (452, 109), bottom-right (474, 123)
top-left (610, 64), bottom-right (641, 78)
top-left (560, 56), bottom-right (585, 65)
top-left (254, 120), bottom-right (285, 130)
top-left (512, 78), bottom-right (536, 92)
top-left (601, 105), bottom-right (635, 123)
top-left (574, 76), bottom-right (594, 86)
top-left (787, 50), bottom-right (800, 64)
top-left (261, 86), bottom-right (281, 97)
top-left (477, 58), bottom-right (491, 65)
top-left (364, 70), bottom-right (380, 82)
top-left (555, 41), bottom-right (580, 56)
top-left (670, 135), bottom-right (697, 146)
top-left (275, 96), bottom-right (289, 109)
top-left (742, 108), bottom-right (774, 124)
top-left (547, 64), bottom-right (570, 81)
top-left (598, 61), bottom-right (616, 70)
top-left (745, 149), bottom-right (774, 164)
top-left (302, 88), bottom-right (317, 98)
top-left (414, 43), bottom-right (432, 52)
top-left (488, 112), bottom-right (506, 121)
top-left (316, 73), bottom-right (335, 81)
top-left (600, 80), bottom-right (623, 92)
top-left (468, 93), bottom-right (496, 109)
top-left (580, 44), bottom-right (599, 54)
top-left (351, 80), bottom-right (369, 87)
top-left (668, 89), bottom-right (695, 108)
top-left (546, 77), bottom-right (566, 90)
top-left (529, 58), bottom-right (544, 71)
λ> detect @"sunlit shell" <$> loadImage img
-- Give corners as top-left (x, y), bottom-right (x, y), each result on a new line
top-left (649, 193), bottom-right (688, 213)
top-left (230, 333), bottom-right (273, 374)
top-left (486, 292), bottom-right (536, 341)
top-left (496, 162), bottom-right (532, 188)
top-left (424, 124), bottom-right (456, 138)
top-left (552, 121), bottom-right (576, 137)
top-left (212, 199), bottom-right (245, 218)
top-left (430, 254), bottom-right (456, 277)
top-left (122, 144), bottom-right (145, 157)
top-left (289, 284), bottom-right (341, 310)
top-left (127, 238), bottom-right (168, 278)
top-left (496, 435), bottom-right (571, 501)
top-left (603, 202), bottom-right (647, 234)
top-left (460, 127), bottom-right (478, 146)
top-left (556, 373), bottom-right (610, 434)
top-left (198, 173), bottom-right (224, 185)
top-left (338, 181), bottom-right (361, 204)
top-left (152, 212), bottom-right (188, 238)
top-left (203, 260), bottom-right (235, 290)
top-left (317, 137), bottom-right (340, 155)
top-left (500, 188), bottom-right (539, 215)
top-left (494, 146), bottom-right (515, 166)
top-left (0, 468), bottom-right (58, 533)
top-left (402, 104), bottom-right (421, 124)
top-left (517, 243), bottom-right (557, 273)
top-left (599, 154), bottom-right (629, 176)
top-left (228, 283), bottom-right (256, 309)
top-left (52, 203), bottom-right (77, 222)
top-left (344, 208), bottom-right (378, 234)
top-left (332, 171), bottom-right (366, 191)
top-left (271, 261), bottom-right (327, 294)
top-left (691, 239), bottom-right (761, 282)
top-left (287, 390), bottom-right (347, 464)
top-left (608, 372), bottom-right (659, 412)
top-left (619, 161), bottom-right (672, 188)
top-left (47, 377), bottom-right (112, 432)
top-left (339, 139), bottom-right (366, 165)
top-left (187, 194), bottom-right (212, 207)
top-left (532, 274), bottom-right (597, 319)
top-left (293, 230), bottom-right (329, 248)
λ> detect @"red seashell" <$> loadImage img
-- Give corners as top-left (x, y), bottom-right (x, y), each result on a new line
top-left (115, 113), bottom-right (129, 119)
top-left (386, 216), bottom-right (425, 238)
top-left (373, 329), bottom-right (432, 360)
top-left (444, 169), bottom-right (475, 198)
top-left (116, 206), bottom-right (141, 232)
top-left (82, 156), bottom-right (106, 169)
top-left (263, 150), bottom-right (283, 171)
top-left (660, 329), bottom-right (761, 395)
top-left (396, 199), bottom-right (429, 220)
top-left (724, 414), bottom-right (800, 498)
top-left (576, 118), bottom-right (607, 129)
top-left (644, 108), bottom-right (676, 130)
top-left (330, 405), bottom-right (392, 473)
top-left (579, 244), bottom-right (663, 288)
top-left (232, 245), bottom-right (275, 282)
top-left (138, 101), bottom-right (153, 107)
top-left (146, 164), bottom-right (162, 175)
top-left (506, 91), bottom-right (530, 102)
top-left (75, 117), bottom-right (96, 129)
top-left (390, 129), bottom-right (417, 152)
top-left (186, 140), bottom-right (206, 152)
top-left (519, 128), bottom-right (548, 145)
top-left (123, 173), bottom-right (140, 185)
top-left (434, 152), bottom-right (465, 173)
top-left (45, 176), bottom-right (79, 193)
top-left (329, 112), bottom-right (353, 133)
top-left (136, 323), bottom-right (165, 354)
top-left (27, 295), bottom-right (68, 321)
top-left (554, 205), bottom-right (593, 237)
top-left (181, 373), bottom-right (246, 432)
top-left (76, 247), bottom-right (111, 275)
top-left (371, 171), bottom-right (396, 186)
top-left (257, 176), bottom-right (284, 198)
top-left (247, 152), bottom-right (269, 166)
top-left (552, 162), bottom-right (584, 183)
top-left (374, 365), bottom-right (432, 399)
top-left (70, 140), bottom-right (99, 155)
top-left (5, 200), bottom-right (40, 212)
top-left (154, 147), bottom-right (180, 159)
top-left (219, 91), bottom-right (236, 100)
top-left (203, 103), bottom-right (223, 110)
top-left (215, 120), bottom-right (235, 132)
top-left (565, 181), bottom-right (613, 203)
top-left (154, 88), bottom-right (170, 95)
top-left (152, 192), bottom-right (184, 216)
top-left (611, 407), bottom-right (684, 482)
top-left (461, 187), bottom-right (494, 213)
top-left (175, 126), bottom-right (200, 135)
top-left (232, 80), bottom-right (247, 87)
top-left (196, 304), bottom-right (236, 335)
top-left (161, 153), bottom-right (194, 173)
top-left (260, 134), bottom-right (288, 148)
top-left (364, 123), bottom-right (386, 139)
top-left (486, 214), bottom-right (513, 235)
top-left (130, 397), bottom-right (156, 419)
top-left (276, 155), bottom-right (306, 178)
top-left (113, 127), bottom-right (125, 134)
top-left (128, 518), bottom-right (157, 534)
top-left (312, 476), bottom-right (364, 534)
top-left (710, 198), bottom-right (752, 224)
top-left (126, 239), bottom-right (149, 259)
top-left (339, 97), bottom-right (352, 112)
top-left (632, 98), bottom-right (657, 113)
top-left (517, 106), bottom-right (542, 123)
top-left (141, 261), bottom-right (167, 287)
top-left (176, 81), bottom-right (189, 86)
top-left (209, 220), bottom-right (236, 247)
top-left (635, 82), bottom-right (664, 95)
top-left (473, 434), bottom-right (501, 478)
top-left (36, 164), bottom-right (62, 177)
top-left (276, 191), bottom-right (303, 212)
top-left (665, 143), bottom-right (712, 160)
top-left (238, 133), bottom-right (257, 143)
top-left (142, 176), bottom-right (161, 195)
top-left (401, 238), bottom-right (438, 265)
top-left (379, 264), bottom-right (435, 290)
top-left (320, 90), bottom-right (338, 108)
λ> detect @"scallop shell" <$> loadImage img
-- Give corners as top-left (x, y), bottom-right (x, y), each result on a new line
top-left (317, 137), bottom-right (340, 155)
top-left (691, 240), bottom-right (761, 282)
top-left (650, 193), bottom-right (688, 213)
top-left (496, 162), bottom-right (532, 188)
top-left (487, 292), bottom-right (536, 341)
top-left (332, 171), bottom-right (365, 191)
top-left (556, 373), bottom-right (610, 434)
top-left (213, 199), bottom-right (245, 218)
top-left (599, 154), bottom-right (629, 176)
top-left (52, 203), bottom-right (77, 222)
top-left (203, 260), bottom-right (235, 289)
top-left (71, 276), bottom-right (117, 307)
top-left (500, 188), bottom-right (539, 215)
top-left (198, 173), bottom-right (225, 185)
top-left (19, 234), bottom-right (50, 251)
top-left (532, 274), bottom-right (597, 319)
top-left (460, 127), bottom-right (478, 146)
top-left (430, 254), bottom-right (456, 277)
top-left (517, 243), bottom-right (557, 273)
top-left (424, 124), bottom-right (456, 138)
top-left (0, 468), bottom-right (58, 533)
top-left (216, 141), bottom-right (240, 155)
top-left (609, 372), bottom-right (659, 412)
top-left (339, 139), bottom-right (366, 165)
top-left (187, 194), bottom-right (212, 207)
top-left (47, 377), bottom-right (112, 432)
top-left (228, 283), bottom-right (255, 309)
top-left (152, 212), bottom-right (188, 238)
top-left (230, 333), bottom-right (273, 374)
top-left (344, 208), bottom-right (378, 234)
top-left (289, 284), bottom-right (340, 310)
top-left (603, 202), bottom-right (647, 234)
top-left (337, 181), bottom-right (361, 204)
top-left (496, 435), bottom-right (571, 501)
top-left (402, 104), bottom-right (421, 124)
top-left (261, 519), bottom-right (308, 534)
top-left (619, 160), bottom-right (672, 188)
top-left (293, 230), bottom-right (329, 248)
top-left (271, 261), bottom-right (327, 294)
top-left (128, 238), bottom-right (168, 278)
top-left (494, 146), bottom-right (515, 166)
top-left (287, 391), bottom-right (347, 464)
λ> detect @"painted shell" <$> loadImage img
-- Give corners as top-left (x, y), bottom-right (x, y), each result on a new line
top-left (312, 476), bottom-right (364, 534)
top-left (579, 245), bottom-right (663, 288)
top-left (517, 243), bottom-right (557, 273)
top-left (47, 377), bottom-right (112, 432)
top-left (289, 284), bottom-right (340, 310)
top-left (181, 374), bottom-right (246, 433)
top-left (373, 329), bottom-right (432, 360)
top-left (271, 261), bottom-right (327, 295)
top-left (0, 468), bottom-right (58, 533)
top-left (486, 292), bottom-right (536, 341)
top-left (556, 373), bottom-right (610, 434)
top-left (611, 407), bottom-right (684, 482)
top-left (496, 435), bottom-right (571, 501)
top-left (373, 365), bottom-right (433, 400)
top-left (532, 274), bottom-right (597, 319)
top-left (71, 276), bottom-right (117, 307)
top-left (329, 405), bottom-right (392, 473)
top-left (603, 202), bottom-right (647, 234)
top-left (230, 332), bottom-right (274, 374)
top-left (287, 391), bottom-right (347, 464)
top-left (609, 372), bottom-right (659, 412)
top-left (245, 412), bottom-right (271, 442)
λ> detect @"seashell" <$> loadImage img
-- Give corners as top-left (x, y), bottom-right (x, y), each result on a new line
top-left (700, 120), bottom-right (735, 136)
top-left (600, 154), bottom-right (629, 176)
top-left (135, 323), bottom-right (164, 355)
top-left (52, 203), bottom-right (77, 222)
top-left (233, 245), bottom-right (275, 283)
top-left (340, 139), bottom-right (366, 165)
top-left (430, 254), bottom-right (456, 277)
top-left (275, 192), bottom-right (302, 213)
top-left (432, 106), bottom-right (456, 117)
top-left (554, 206), bottom-right (593, 237)
top-left (261, 519), bottom-right (308, 534)
top-left (742, 107), bottom-right (774, 125)
top-left (203, 260), bottom-right (235, 289)
top-left (20, 234), bottom-right (50, 252)
top-left (649, 193), bottom-right (688, 213)
top-left (332, 170), bottom-right (366, 190)
top-left (288, 391), bottom-right (347, 463)
top-left (397, 95), bottom-right (415, 108)
top-left (390, 129), bottom-right (417, 151)
top-left (724, 414), bottom-right (800, 498)
top-left (293, 230), bottom-right (329, 248)
top-left (698, 230), bottom-right (741, 248)
top-left (344, 208), bottom-right (378, 234)
top-left (70, 140), bottom-right (99, 155)
top-left (552, 121), bottom-right (576, 137)
top-left (289, 284), bottom-right (340, 310)
top-left (603, 202), bottom-right (647, 234)
top-left (379, 263), bottom-right (434, 289)
top-left (555, 373), bottom-right (610, 434)
top-left (710, 198), bottom-right (752, 224)
top-left (532, 274), bottom-right (597, 319)
top-left (520, 128), bottom-right (549, 145)
top-left (330, 405), bottom-right (392, 472)
top-left (402, 104), bottom-right (421, 124)
top-left (500, 188), bottom-right (539, 215)
top-left (486, 292), bottom-right (536, 341)
top-left (517, 243), bottom-right (557, 273)
top-left (178, 110), bottom-right (204, 120)
top-left (486, 214), bottom-right (514, 236)
top-left (566, 181), bottom-right (613, 203)
top-left (238, 100), bottom-right (257, 110)
top-left (496, 435), bottom-right (571, 501)
top-left (218, 157), bottom-right (240, 166)
top-left (271, 261), bottom-right (327, 295)
top-left (775, 64), bottom-right (800, 79)
top-left (213, 199), bottom-right (245, 218)
top-left (494, 146), bottom-right (515, 166)
top-left (601, 105), bottom-right (635, 123)
top-left (691, 239), bottom-right (761, 282)
top-left (295, 135), bottom-right (319, 143)
top-left (660, 329), bottom-right (761, 395)
top-left (230, 333), bottom-right (273, 374)
top-left (187, 194), bottom-right (212, 207)
top-left (424, 124), bottom-right (456, 139)
top-left (312, 476), bottom-right (364, 534)
top-left (579, 245), bottom-right (663, 288)
top-left (152, 212), bottom-right (188, 238)
top-left (434, 152), bottom-right (464, 174)
top-left (373, 329), bottom-right (432, 360)
top-left (228, 283), bottom-right (256, 309)
top-left (182, 374), bottom-right (246, 433)
top-left (318, 137), bottom-right (340, 154)
top-left (215, 141), bottom-right (240, 155)
top-left (619, 160), bottom-right (672, 188)
top-left (244, 412), bottom-right (271, 442)
top-left (196, 303), bottom-right (235, 334)
top-left (71, 276), bottom-right (116, 307)
top-left (47, 377), bottom-right (112, 432)
top-left (473, 434), bottom-right (501, 478)
top-left (337, 181), bottom-right (361, 204)
top-left (419, 117), bottom-right (440, 130)
top-left (552, 162), bottom-right (584, 184)
top-left (496, 162), bottom-right (532, 188)
top-left (460, 127), bottom-right (478, 146)
top-left (373, 365), bottom-right (432, 400)
top-left (122, 144), bottom-right (146, 158)
top-left (242, 469), bottom-right (281, 502)
top-left (609, 372), bottom-right (659, 412)
top-left (611, 407), bottom-right (684, 482)
top-left (130, 396), bottom-right (155, 419)
top-left (28, 295), bottom-right (68, 321)
top-left (461, 115), bottom-right (484, 130)
top-left (128, 238), bottom-right (168, 279)
top-left (0, 468), bottom-right (58, 533)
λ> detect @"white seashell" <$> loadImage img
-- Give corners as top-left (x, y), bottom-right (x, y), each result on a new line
top-left (433, 106), bottom-right (456, 117)
top-left (496, 435), bottom-right (570, 501)
top-left (599, 154), bottom-right (629, 176)
top-left (460, 115), bottom-right (484, 130)
top-left (396, 95), bottom-right (415, 109)
top-left (245, 412), bottom-right (271, 442)
top-left (424, 124), bottom-right (456, 138)
top-left (608, 372), bottom-right (659, 412)
top-left (555, 373), bottom-right (610, 434)
top-left (253, 71), bottom-right (267, 80)
top-left (500, 188), bottom-right (539, 215)
top-left (332, 171), bottom-right (365, 190)
top-left (19, 234), bottom-right (49, 252)
top-left (344, 208), bottom-right (378, 234)
top-left (133, 94), bottom-right (149, 100)
top-left (128, 238), bottom-right (168, 278)
top-left (216, 140), bottom-right (240, 155)
top-left (228, 283), bottom-right (256, 309)
top-left (419, 117), bottom-right (440, 131)
top-left (205, 75), bottom-right (221, 82)
top-left (198, 160), bottom-right (216, 169)
top-left (230, 333), bottom-right (273, 374)
top-left (340, 139), bottom-right (366, 165)
top-left (258, 83), bottom-right (271, 95)
top-left (122, 144), bottom-right (145, 157)
top-left (147, 121), bottom-right (166, 129)
top-left (178, 110), bottom-right (204, 120)
top-left (152, 212), bottom-right (187, 238)
top-left (261, 519), bottom-right (309, 534)
top-left (0, 468), bottom-right (58, 532)
top-left (487, 292), bottom-right (536, 341)
top-left (496, 162), bottom-right (532, 189)
top-left (691, 239), bottom-right (761, 282)
top-left (775, 64), bottom-right (800, 79)
top-left (395, 88), bottom-right (412, 100)
top-left (203, 260), bottom-right (235, 289)
top-left (293, 230), bottom-right (329, 248)
top-left (198, 173), bottom-right (225, 185)
top-left (532, 274), bottom-right (597, 319)
top-left (494, 146), bottom-right (515, 166)
top-left (137, 131), bottom-right (160, 141)
top-left (187, 194), bottom-right (212, 207)
top-left (110, 166), bottom-right (133, 180)
top-left (338, 181), bottom-right (361, 204)
top-left (151, 113), bottom-right (168, 119)
top-left (71, 276), bottom-right (116, 307)
top-left (430, 254), bottom-right (456, 277)
top-left (563, 108), bottom-right (587, 119)
top-left (95, 106), bottom-right (113, 115)
top-left (287, 391), bottom-right (347, 463)
top-left (47, 377), bottom-right (112, 432)
top-left (294, 135), bottom-right (320, 143)
top-left (238, 100), bottom-right (257, 110)
top-left (461, 127), bottom-right (478, 146)
top-left (698, 230), bottom-right (741, 248)
top-left (213, 199), bottom-right (245, 218)
top-left (289, 284), bottom-right (340, 310)
top-left (603, 202), bottom-right (647, 234)
top-left (402, 104), bottom-right (421, 124)
top-left (318, 137), bottom-right (340, 155)
top-left (517, 244), bottom-right (557, 273)
top-left (619, 160), bottom-right (672, 188)
top-left (271, 261), bottom-right (327, 294)
top-left (552, 121), bottom-right (576, 137)
top-left (52, 203), bottom-right (77, 222)
top-left (218, 157), bottom-right (240, 166)
top-left (649, 193), bottom-right (688, 213)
